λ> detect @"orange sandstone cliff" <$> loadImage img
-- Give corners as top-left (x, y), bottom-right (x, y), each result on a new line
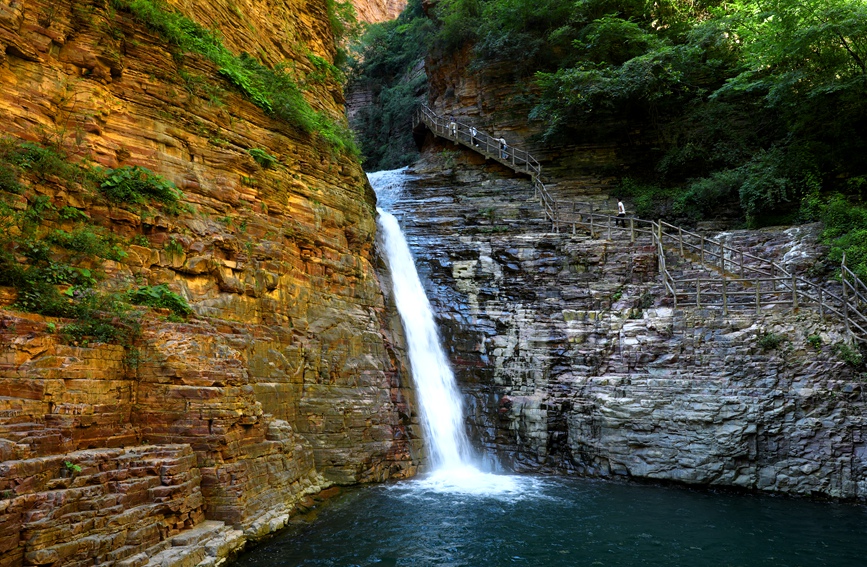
top-left (351, 0), bottom-right (405, 23)
top-left (0, 1), bottom-right (419, 565)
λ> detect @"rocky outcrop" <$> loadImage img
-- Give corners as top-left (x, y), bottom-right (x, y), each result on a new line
top-left (351, 0), bottom-right (406, 23)
top-left (395, 151), bottom-right (866, 500)
top-left (424, 38), bottom-right (652, 202)
top-left (0, 1), bottom-right (419, 565)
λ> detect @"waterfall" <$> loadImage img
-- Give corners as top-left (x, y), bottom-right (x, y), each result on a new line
top-left (370, 168), bottom-right (473, 470)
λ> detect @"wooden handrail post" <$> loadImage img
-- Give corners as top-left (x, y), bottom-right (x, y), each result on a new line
top-left (679, 227), bottom-right (684, 256)
top-left (843, 278), bottom-right (851, 337)
top-left (818, 286), bottom-right (824, 318)
top-left (607, 216), bottom-right (612, 240)
top-left (590, 214), bottom-right (594, 238)
top-left (630, 217), bottom-right (635, 243)
top-left (696, 279), bottom-right (701, 308)
top-left (792, 273), bottom-right (798, 311)
top-left (700, 235), bottom-right (705, 265)
top-left (755, 284), bottom-right (761, 315)
top-left (657, 220), bottom-right (662, 244)
top-left (739, 251), bottom-right (744, 279)
top-left (722, 272), bottom-right (728, 316)
top-left (572, 201), bottom-right (577, 233)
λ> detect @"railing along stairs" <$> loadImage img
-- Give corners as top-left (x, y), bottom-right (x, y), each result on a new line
top-left (413, 104), bottom-right (867, 344)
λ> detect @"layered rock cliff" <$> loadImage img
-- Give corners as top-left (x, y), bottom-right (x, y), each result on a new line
top-left (394, 148), bottom-right (867, 500)
top-left (0, 1), bottom-right (419, 565)
top-left (351, 0), bottom-right (405, 23)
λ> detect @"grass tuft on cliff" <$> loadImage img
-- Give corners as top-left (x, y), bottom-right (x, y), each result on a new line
top-left (110, 0), bottom-right (359, 156)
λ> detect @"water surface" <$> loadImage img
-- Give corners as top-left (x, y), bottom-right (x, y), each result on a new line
top-left (234, 474), bottom-right (866, 567)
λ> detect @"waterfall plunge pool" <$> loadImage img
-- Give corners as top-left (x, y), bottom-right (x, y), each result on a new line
top-left (231, 168), bottom-right (866, 566)
top-left (232, 473), bottom-right (867, 567)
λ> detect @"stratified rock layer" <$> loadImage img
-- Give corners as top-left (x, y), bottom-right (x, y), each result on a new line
top-left (0, 1), bottom-right (419, 565)
top-left (396, 152), bottom-right (866, 500)
top-left (351, 0), bottom-right (406, 23)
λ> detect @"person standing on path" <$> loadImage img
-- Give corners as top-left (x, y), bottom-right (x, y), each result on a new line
top-left (616, 198), bottom-right (627, 227)
top-left (449, 116), bottom-right (457, 138)
top-left (470, 126), bottom-right (478, 147)
top-left (499, 138), bottom-right (508, 159)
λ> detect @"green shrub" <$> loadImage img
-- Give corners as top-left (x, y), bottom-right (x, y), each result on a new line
top-left (677, 169), bottom-right (744, 222)
top-left (799, 194), bottom-right (867, 280)
top-left (834, 342), bottom-right (864, 367)
top-left (806, 334), bottom-right (823, 349)
top-left (616, 178), bottom-right (681, 221)
top-left (128, 284), bottom-right (192, 317)
top-left (100, 165), bottom-right (181, 205)
top-left (61, 289), bottom-right (142, 346)
top-left (45, 227), bottom-right (127, 261)
top-left (248, 148), bottom-right (278, 168)
top-left (0, 164), bottom-right (22, 194)
top-left (758, 331), bottom-right (785, 351)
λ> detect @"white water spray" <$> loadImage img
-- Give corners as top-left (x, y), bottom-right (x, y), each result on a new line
top-left (371, 169), bottom-right (472, 469)
top-left (370, 168), bottom-right (524, 495)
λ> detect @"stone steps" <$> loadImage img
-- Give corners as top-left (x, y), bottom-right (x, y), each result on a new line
top-left (140, 520), bottom-right (245, 567)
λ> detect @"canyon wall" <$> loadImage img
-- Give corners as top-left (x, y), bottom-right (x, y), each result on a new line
top-left (424, 47), bottom-right (637, 203)
top-left (0, 1), bottom-right (420, 566)
top-left (396, 150), bottom-right (867, 500)
top-left (351, 0), bottom-right (405, 23)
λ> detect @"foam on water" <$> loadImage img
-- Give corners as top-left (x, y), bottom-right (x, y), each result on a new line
top-left (397, 466), bottom-right (549, 499)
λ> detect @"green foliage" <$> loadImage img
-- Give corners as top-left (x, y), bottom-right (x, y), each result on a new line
top-left (414, 0), bottom-right (867, 239)
top-left (111, 0), bottom-right (358, 155)
top-left (164, 238), bottom-right (184, 259)
top-left (0, 164), bottom-right (22, 194)
top-left (128, 284), bottom-right (192, 317)
top-left (0, 138), bottom-right (98, 189)
top-left (60, 289), bottom-right (142, 347)
top-left (834, 342), bottom-right (864, 367)
top-left (0, 138), bottom-right (149, 349)
top-left (63, 461), bottom-right (82, 474)
top-left (100, 165), bottom-right (182, 206)
top-left (617, 178), bottom-right (681, 220)
top-left (324, 0), bottom-right (361, 67)
top-left (800, 194), bottom-right (867, 280)
top-left (758, 331), bottom-right (785, 351)
top-left (247, 148), bottom-right (278, 168)
top-left (807, 334), bottom-right (823, 349)
top-left (45, 227), bottom-right (127, 261)
top-left (348, 0), bottom-right (433, 169)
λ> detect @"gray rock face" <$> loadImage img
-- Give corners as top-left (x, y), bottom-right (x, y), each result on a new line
top-left (391, 155), bottom-right (866, 499)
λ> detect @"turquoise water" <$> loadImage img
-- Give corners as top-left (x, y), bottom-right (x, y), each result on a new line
top-left (233, 475), bottom-right (867, 567)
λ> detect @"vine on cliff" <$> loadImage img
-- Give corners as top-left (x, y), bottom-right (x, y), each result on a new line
top-left (110, 0), bottom-right (359, 156)
top-left (0, 138), bottom-right (193, 349)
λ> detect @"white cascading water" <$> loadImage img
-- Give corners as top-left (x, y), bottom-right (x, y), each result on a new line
top-left (370, 168), bottom-right (524, 495)
top-left (372, 170), bottom-right (472, 469)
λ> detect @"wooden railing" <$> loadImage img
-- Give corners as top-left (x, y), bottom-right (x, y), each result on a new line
top-left (413, 104), bottom-right (867, 343)
top-left (414, 104), bottom-right (560, 227)
top-left (560, 209), bottom-right (867, 342)
top-left (414, 105), bottom-right (541, 177)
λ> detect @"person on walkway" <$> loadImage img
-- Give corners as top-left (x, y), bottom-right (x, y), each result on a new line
top-left (616, 198), bottom-right (627, 227)
top-left (499, 137), bottom-right (508, 159)
top-left (470, 126), bottom-right (478, 147)
top-left (449, 116), bottom-right (457, 138)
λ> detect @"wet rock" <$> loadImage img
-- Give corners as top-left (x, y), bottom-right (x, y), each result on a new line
top-left (394, 156), bottom-right (867, 500)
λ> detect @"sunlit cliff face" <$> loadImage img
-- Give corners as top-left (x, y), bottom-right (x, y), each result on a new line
top-left (351, 0), bottom-right (406, 23)
top-left (0, 1), bottom-right (420, 564)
